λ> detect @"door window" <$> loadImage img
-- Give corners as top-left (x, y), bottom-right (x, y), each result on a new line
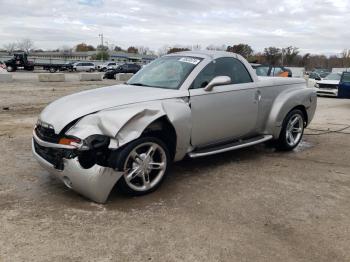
top-left (272, 67), bottom-right (284, 76)
top-left (192, 57), bottom-right (252, 89)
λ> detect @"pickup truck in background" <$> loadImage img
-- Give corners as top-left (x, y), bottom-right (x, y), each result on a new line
top-left (314, 72), bottom-right (342, 97)
top-left (4, 53), bottom-right (76, 73)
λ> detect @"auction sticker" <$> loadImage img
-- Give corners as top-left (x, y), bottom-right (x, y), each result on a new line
top-left (179, 57), bottom-right (201, 65)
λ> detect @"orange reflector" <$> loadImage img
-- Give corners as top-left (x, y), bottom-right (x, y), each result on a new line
top-left (59, 137), bottom-right (80, 145)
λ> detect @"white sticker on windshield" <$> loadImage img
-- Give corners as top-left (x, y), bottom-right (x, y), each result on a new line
top-left (179, 57), bottom-right (201, 65)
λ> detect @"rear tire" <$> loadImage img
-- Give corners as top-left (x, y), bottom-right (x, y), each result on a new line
top-left (112, 137), bottom-right (170, 196)
top-left (6, 65), bottom-right (14, 72)
top-left (276, 109), bottom-right (305, 151)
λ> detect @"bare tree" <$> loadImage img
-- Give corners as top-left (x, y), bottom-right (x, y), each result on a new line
top-left (127, 46), bottom-right (138, 54)
top-left (114, 46), bottom-right (123, 52)
top-left (17, 38), bottom-right (34, 53)
top-left (264, 47), bottom-right (282, 65)
top-left (3, 42), bottom-right (17, 53)
top-left (341, 49), bottom-right (350, 67)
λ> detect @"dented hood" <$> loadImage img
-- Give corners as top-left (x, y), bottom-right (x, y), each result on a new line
top-left (39, 84), bottom-right (188, 133)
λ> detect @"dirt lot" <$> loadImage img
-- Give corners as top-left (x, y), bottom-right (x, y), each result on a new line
top-left (0, 72), bottom-right (350, 262)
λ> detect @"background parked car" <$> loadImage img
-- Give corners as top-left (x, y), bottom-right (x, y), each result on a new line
top-left (315, 72), bottom-right (342, 97)
top-left (251, 64), bottom-right (292, 77)
top-left (97, 62), bottom-right (118, 72)
top-left (103, 63), bottom-right (141, 79)
top-left (338, 71), bottom-right (350, 98)
top-left (73, 62), bottom-right (96, 72)
top-left (309, 69), bottom-right (330, 80)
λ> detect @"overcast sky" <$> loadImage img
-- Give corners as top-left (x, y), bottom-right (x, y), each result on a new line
top-left (0, 0), bottom-right (349, 55)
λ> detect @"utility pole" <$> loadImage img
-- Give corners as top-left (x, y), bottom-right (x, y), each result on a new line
top-left (98, 33), bottom-right (104, 48)
top-left (98, 33), bottom-right (104, 61)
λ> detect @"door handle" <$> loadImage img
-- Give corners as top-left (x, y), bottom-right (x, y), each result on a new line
top-left (254, 90), bottom-right (262, 102)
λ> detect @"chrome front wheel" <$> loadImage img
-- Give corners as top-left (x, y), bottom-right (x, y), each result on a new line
top-left (124, 142), bottom-right (167, 192)
top-left (115, 137), bottom-right (170, 196)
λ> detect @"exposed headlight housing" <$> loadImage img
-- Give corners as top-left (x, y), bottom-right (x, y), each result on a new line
top-left (314, 83), bottom-right (319, 88)
top-left (37, 119), bottom-right (54, 130)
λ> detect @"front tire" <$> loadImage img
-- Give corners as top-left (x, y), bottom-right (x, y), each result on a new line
top-left (113, 137), bottom-right (170, 196)
top-left (276, 109), bottom-right (305, 151)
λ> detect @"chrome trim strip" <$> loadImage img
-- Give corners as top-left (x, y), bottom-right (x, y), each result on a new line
top-left (33, 130), bottom-right (77, 149)
top-left (188, 135), bottom-right (273, 158)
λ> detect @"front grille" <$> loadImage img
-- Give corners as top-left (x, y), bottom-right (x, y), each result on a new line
top-left (33, 139), bottom-right (63, 169)
top-left (35, 125), bottom-right (60, 143)
top-left (318, 84), bottom-right (338, 89)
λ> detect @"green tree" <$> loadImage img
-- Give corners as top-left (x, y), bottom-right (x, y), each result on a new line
top-left (91, 51), bottom-right (109, 61)
top-left (226, 44), bottom-right (253, 58)
top-left (97, 45), bottom-right (108, 52)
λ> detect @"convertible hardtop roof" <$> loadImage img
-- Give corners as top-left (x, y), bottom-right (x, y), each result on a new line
top-left (166, 50), bottom-right (238, 60)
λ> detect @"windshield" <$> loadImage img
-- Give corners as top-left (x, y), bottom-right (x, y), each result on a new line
top-left (127, 56), bottom-right (202, 89)
top-left (324, 73), bottom-right (341, 81)
top-left (255, 66), bottom-right (269, 76)
top-left (341, 72), bottom-right (350, 83)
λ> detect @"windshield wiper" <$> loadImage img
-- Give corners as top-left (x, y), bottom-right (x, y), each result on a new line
top-left (128, 83), bottom-right (153, 87)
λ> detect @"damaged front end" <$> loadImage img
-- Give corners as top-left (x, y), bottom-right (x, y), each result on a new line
top-left (32, 123), bottom-right (123, 203)
top-left (32, 99), bottom-right (191, 203)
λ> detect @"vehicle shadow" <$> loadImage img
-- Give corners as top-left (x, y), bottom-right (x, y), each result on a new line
top-left (106, 143), bottom-right (277, 210)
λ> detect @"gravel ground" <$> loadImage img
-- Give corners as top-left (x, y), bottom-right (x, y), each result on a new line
top-left (0, 72), bottom-right (350, 262)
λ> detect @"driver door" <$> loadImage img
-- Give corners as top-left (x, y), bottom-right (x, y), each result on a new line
top-left (189, 57), bottom-right (259, 147)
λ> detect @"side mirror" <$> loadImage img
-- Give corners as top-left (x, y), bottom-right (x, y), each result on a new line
top-left (315, 77), bottom-right (321, 81)
top-left (204, 76), bottom-right (231, 91)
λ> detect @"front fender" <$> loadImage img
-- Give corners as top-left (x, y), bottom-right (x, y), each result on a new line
top-left (66, 99), bottom-right (192, 161)
top-left (265, 87), bottom-right (317, 138)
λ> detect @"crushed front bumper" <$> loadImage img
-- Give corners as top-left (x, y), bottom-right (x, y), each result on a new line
top-left (32, 133), bottom-right (123, 203)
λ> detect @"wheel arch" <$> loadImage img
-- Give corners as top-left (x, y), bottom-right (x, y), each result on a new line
top-left (265, 87), bottom-right (315, 139)
top-left (142, 116), bottom-right (177, 161)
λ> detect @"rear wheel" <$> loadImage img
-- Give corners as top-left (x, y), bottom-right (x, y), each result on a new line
top-left (276, 109), bottom-right (305, 151)
top-left (6, 65), bottom-right (14, 72)
top-left (113, 137), bottom-right (170, 196)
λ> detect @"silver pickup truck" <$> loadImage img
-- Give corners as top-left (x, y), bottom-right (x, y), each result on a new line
top-left (32, 51), bottom-right (317, 203)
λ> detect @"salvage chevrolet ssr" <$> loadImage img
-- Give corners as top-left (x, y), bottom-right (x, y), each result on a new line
top-left (32, 51), bottom-right (317, 203)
